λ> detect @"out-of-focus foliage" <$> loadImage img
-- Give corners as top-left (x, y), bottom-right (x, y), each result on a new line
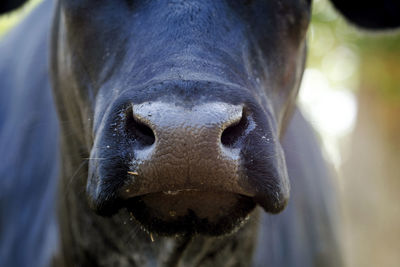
top-left (309, 0), bottom-right (400, 97)
top-left (301, 0), bottom-right (400, 170)
top-left (310, 2), bottom-right (400, 267)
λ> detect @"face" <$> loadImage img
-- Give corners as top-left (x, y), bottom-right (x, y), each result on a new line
top-left (51, 0), bottom-right (311, 236)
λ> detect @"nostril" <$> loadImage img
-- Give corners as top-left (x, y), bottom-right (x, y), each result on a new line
top-left (221, 108), bottom-right (248, 147)
top-left (125, 109), bottom-right (155, 148)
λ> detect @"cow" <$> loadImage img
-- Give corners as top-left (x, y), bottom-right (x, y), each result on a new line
top-left (0, 0), bottom-right (399, 266)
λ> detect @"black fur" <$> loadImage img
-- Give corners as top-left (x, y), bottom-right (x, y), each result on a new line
top-left (0, 0), bottom-right (28, 14)
top-left (330, 0), bottom-right (400, 29)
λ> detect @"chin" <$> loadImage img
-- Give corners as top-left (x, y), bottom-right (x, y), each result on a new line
top-left (123, 191), bottom-right (256, 236)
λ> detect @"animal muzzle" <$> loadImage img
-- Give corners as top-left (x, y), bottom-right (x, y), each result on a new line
top-left (87, 100), bottom-right (289, 234)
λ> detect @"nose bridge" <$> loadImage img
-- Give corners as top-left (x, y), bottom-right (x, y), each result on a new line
top-left (123, 1), bottom-right (248, 86)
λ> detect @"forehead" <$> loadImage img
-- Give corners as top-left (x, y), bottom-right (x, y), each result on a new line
top-left (61, 0), bottom-right (311, 46)
top-left (62, 0), bottom-right (311, 19)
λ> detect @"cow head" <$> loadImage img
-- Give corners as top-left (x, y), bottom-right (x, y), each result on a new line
top-left (2, 0), bottom-right (396, 236)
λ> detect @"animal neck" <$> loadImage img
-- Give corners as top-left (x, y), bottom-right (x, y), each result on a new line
top-left (55, 141), bottom-right (260, 266)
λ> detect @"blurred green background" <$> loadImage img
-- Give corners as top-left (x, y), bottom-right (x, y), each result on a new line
top-left (1, 0), bottom-right (400, 266)
top-left (304, 2), bottom-right (400, 267)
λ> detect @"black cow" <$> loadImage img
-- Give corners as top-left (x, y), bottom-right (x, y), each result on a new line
top-left (0, 0), bottom-right (399, 266)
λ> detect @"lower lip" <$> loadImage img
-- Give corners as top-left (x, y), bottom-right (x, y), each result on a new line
top-left (127, 191), bottom-right (252, 220)
top-left (162, 189), bottom-right (200, 195)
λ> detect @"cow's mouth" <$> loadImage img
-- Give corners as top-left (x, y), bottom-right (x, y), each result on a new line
top-left (123, 191), bottom-right (256, 236)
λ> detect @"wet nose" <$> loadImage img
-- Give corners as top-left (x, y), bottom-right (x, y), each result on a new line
top-left (129, 102), bottom-right (245, 148)
top-left (122, 101), bottom-right (252, 197)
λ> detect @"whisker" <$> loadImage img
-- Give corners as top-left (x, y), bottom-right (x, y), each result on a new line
top-left (63, 159), bottom-right (89, 198)
top-left (126, 223), bottom-right (141, 244)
